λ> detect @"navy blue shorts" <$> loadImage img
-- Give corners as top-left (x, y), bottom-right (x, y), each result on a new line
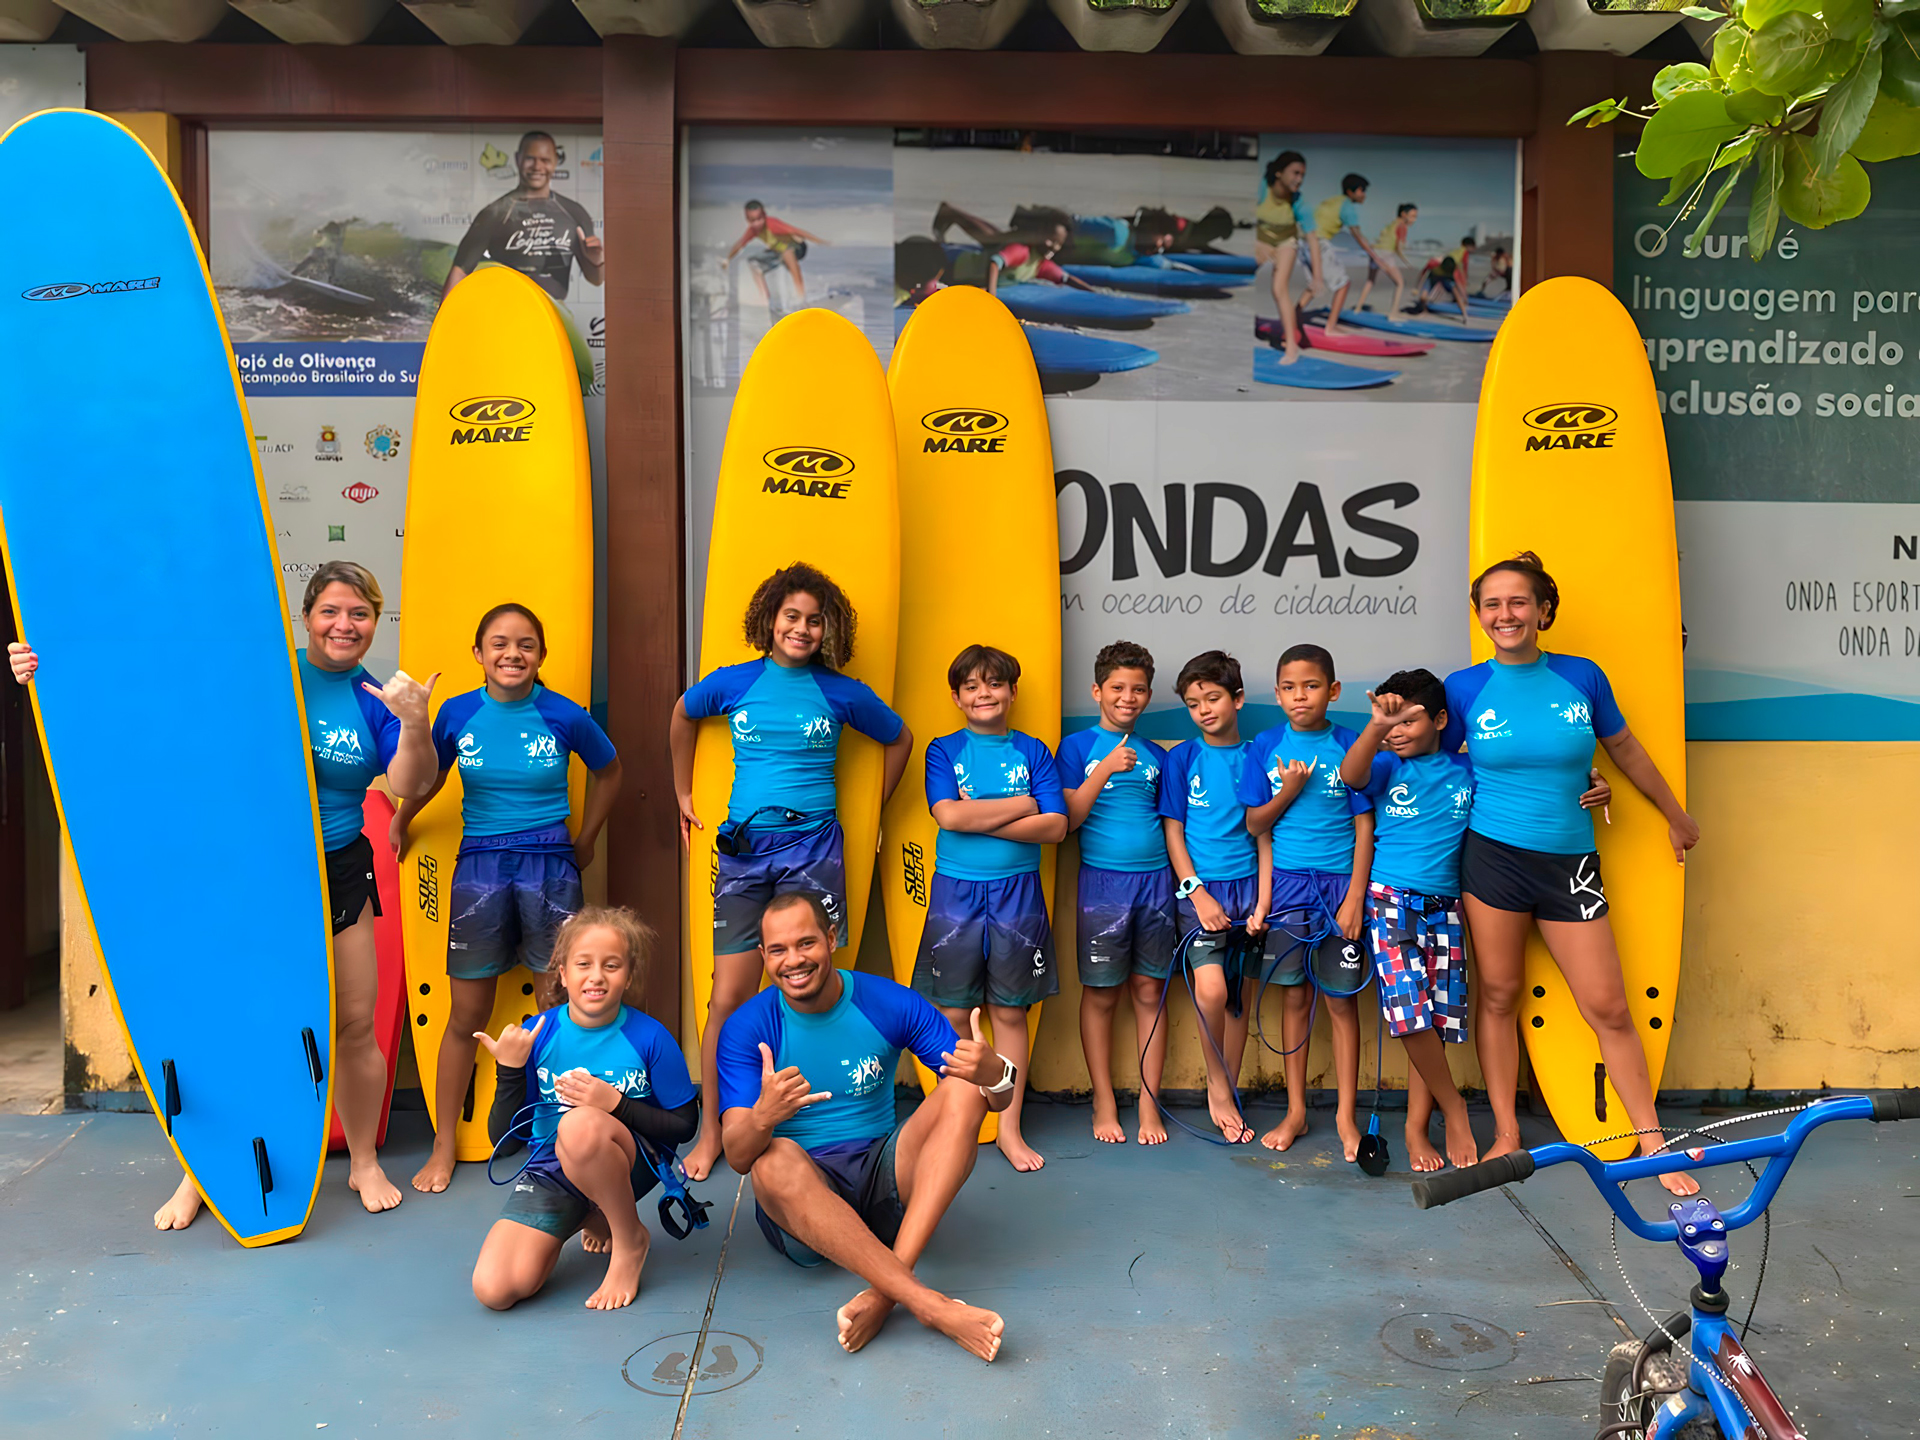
top-left (447, 825), bottom-right (582, 981)
top-left (756, 1129), bottom-right (904, 1267)
top-left (1077, 865), bottom-right (1176, 986)
top-left (912, 871), bottom-right (1057, 1009)
top-left (1177, 873), bottom-right (1259, 971)
top-left (1460, 830), bottom-right (1608, 923)
top-left (501, 1144), bottom-right (660, 1240)
top-left (712, 818), bottom-right (846, 955)
top-left (1262, 867), bottom-right (1350, 986)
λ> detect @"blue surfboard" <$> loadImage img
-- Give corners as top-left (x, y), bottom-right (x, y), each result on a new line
top-left (1467, 295), bottom-right (1512, 317)
top-left (1315, 307), bottom-right (1499, 344)
top-left (0, 112), bottom-right (331, 1246)
top-left (1025, 325), bottom-right (1158, 375)
top-left (1063, 263), bottom-right (1252, 294)
top-left (993, 281), bottom-right (1187, 325)
top-left (1254, 348), bottom-right (1399, 390)
top-left (1140, 252), bottom-right (1260, 275)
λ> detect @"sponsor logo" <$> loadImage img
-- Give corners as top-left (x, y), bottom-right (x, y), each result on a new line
top-left (762, 446), bottom-right (854, 494)
top-left (457, 733), bottom-right (482, 768)
top-left (803, 715), bottom-right (834, 749)
top-left (22, 277), bottom-right (160, 301)
top-left (327, 525), bottom-right (346, 542)
top-left (1450, 785), bottom-right (1473, 818)
top-left (278, 483), bottom-right (312, 504)
top-left (417, 853), bottom-right (439, 922)
top-left (902, 841), bottom-right (928, 907)
top-left (1476, 708), bottom-right (1508, 738)
top-left (343, 482), bottom-right (380, 504)
top-left (582, 145), bottom-right (604, 172)
top-left (255, 434), bottom-right (294, 457)
top-left (1557, 700), bottom-right (1592, 728)
top-left (450, 395), bottom-right (536, 446)
top-left (730, 710), bottom-right (760, 744)
top-left (478, 142), bottom-right (514, 177)
top-left (1522, 402), bottom-right (1617, 453)
top-left (841, 1054), bottom-right (888, 1098)
top-left (365, 424), bottom-right (402, 462)
top-left (315, 426), bottom-right (343, 461)
top-left (525, 732), bottom-right (560, 765)
top-left (1187, 773), bottom-right (1210, 809)
top-left (921, 408), bottom-right (1008, 453)
top-left (1389, 782), bottom-right (1414, 807)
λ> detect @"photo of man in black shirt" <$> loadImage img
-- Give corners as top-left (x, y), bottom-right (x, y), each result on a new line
top-left (445, 131), bottom-right (604, 301)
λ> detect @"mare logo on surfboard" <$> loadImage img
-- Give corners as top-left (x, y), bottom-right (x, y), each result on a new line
top-left (21, 276), bottom-right (161, 301)
top-left (921, 408), bottom-right (1010, 455)
top-left (1521, 403), bottom-right (1618, 454)
top-left (762, 446), bottom-right (854, 501)
top-left (449, 395), bottom-right (536, 447)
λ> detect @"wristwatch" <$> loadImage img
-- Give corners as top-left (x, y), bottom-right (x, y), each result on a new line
top-left (979, 1054), bottom-right (1017, 1098)
top-left (1176, 875), bottom-right (1204, 900)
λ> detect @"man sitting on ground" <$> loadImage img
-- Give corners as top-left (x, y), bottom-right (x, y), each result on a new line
top-left (715, 892), bottom-right (1014, 1362)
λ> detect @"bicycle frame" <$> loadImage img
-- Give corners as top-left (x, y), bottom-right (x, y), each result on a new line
top-left (1644, 1302), bottom-right (1802, 1439)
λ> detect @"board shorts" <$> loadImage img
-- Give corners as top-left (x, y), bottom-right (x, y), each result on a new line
top-left (1076, 864), bottom-right (1177, 986)
top-left (1301, 236), bottom-right (1351, 292)
top-left (447, 824), bottom-right (583, 980)
top-left (1177, 873), bottom-right (1260, 971)
top-left (1263, 867), bottom-right (1351, 986)
top-left (912, 870), bottom-right (1057, 1009)
top-left (1365, 881), bottom-right (1468, 1041)
top-left (749, 240), bottom-right (806, 271)
top-left (756, 1128), bottom-right (904, 1267)
top-left (1460, 830), bottom-right (1608, 923)
top-left (502, 1144), bottom-right (660, 1240)
top-left (712, 818), bottom-right (846, 956)
top-left (325, 833), bottom-right (381, 936)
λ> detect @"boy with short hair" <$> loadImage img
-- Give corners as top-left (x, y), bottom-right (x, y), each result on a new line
top-left (1241, 643), bottom-right (1373, 1159)
top-left (1157, 651), bottom-right (1272, 1144)
top-left (915, 644), bottom-right (1068, 1174)
top-left (1058, 640), bottom-right (1174, 1147)
top-left (1358, 201), bottom-right (1417, 316)
top-left (1414, 235), bottom-right (1476, 322)
top-left (1337, 669), bottom-right (1479, 1173)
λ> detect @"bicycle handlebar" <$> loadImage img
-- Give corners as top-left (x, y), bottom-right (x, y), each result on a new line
top-left (1412, 1090), bottom-right (1916, 1242)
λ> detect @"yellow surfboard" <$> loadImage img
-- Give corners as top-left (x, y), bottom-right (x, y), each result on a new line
top-left (399, 266), bottom-right (593, 1162)
top-left (1469, 275), bottom-right (1684, 1159)
top-left (689, 309), bottom-right (899, 1040)
top-left (883, 287), bottom-right (1061, 1143)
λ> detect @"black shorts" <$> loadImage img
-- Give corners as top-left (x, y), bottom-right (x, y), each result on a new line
top-left (1460, 830), bottom-right (1608, 924)
top-left (325, 833), bottom-right (381, 936)
top-left (754, 1128), bottom-right (905, 1267)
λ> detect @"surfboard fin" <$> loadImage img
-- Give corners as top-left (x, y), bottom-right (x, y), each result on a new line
top-left (301, 1026), bottom-right (324, 1100)
top-left (253, 1137), bottom-right (274, 1218)
top-left (1594, 1063), bottom-right (1609, 1122)
top-left (160, 1059), bottom-right (180, 1137)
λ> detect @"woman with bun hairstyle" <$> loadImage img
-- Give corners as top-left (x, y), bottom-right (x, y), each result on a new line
top-left (394, 601), bottom-right (622, 1195)
top-left (10, 561), bottom-right (440, 1226)
top-left (1443, 552), bottom-right (1700, 1195)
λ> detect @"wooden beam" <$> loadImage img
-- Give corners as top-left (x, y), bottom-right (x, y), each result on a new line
top-left (1522, 50), bottom-right (1617, 286)
top-left (601, 36), bottom-right (684, 1036)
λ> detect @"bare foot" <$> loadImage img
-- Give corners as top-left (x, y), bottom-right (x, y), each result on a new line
top-left (1261, 1110), bottom-right (1309, 1152)
top-left (996, 1129), bottom-right (1045, 1173)
top-left (683, 1127), bottom-right (724, 1184)
top-left (580, 1210), bottom-right (611, 1255)
top-left (1483, 1128), bottom-right (1523, 1162)
top-left (410, 1143), bottom-right (456, 1194)
top-left (347, 1160), bottom-right (403, 1213)
top-left (1279, 343), bottom-right (1302, 366)
top-left (1441, 1109), bottom-right (1480, 1170)
top-left (1651, 1146), bottom-right (1702, 1197)
top-left (921, 1298), bottom-right (1005, 1363)
top-left (585, 1229), bottom-right (650, 1311)
top-left (1207, 1089), bottom-right (1252, 1143)
top-left (1090, 1096), bottom-right (1126, 1145)
top-left (1405, 1123), bottom-right (1444, 1173)
top-left (1135, 1096), bottom-right (1168, 1146)
top-left (153, 1174), bottom-right (202, 1231)
top-left (1336, 1111), bottom-right (1363, 1163)
top-left (836, 1287), bottom-right (897, 1354)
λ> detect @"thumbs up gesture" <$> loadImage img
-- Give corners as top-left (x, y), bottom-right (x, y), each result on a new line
top-left (938, 1007), bottom-right (1004, 1087)
top-left (751, 1041), bottom-right (831, 1128)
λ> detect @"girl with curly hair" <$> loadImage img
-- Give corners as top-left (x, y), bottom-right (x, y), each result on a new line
top-left (668, 562), bottom-right (914, 1180)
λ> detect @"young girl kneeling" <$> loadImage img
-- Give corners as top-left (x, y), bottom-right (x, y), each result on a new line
top-left (471, 907), bottom-right (697, 1312)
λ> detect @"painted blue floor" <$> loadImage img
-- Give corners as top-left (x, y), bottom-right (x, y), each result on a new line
top-left (2, 1101), bottom-right (1914, 1438)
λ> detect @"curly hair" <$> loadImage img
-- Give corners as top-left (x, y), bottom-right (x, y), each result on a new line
top-left (1093, 640), bottom-right (1154, 686)
top-left (1471, 550), bottom-right (1560, 631)
top-left (539, 905), bottom-right (655, 1011)
top-left (742, 563), bottom-right (857, 671)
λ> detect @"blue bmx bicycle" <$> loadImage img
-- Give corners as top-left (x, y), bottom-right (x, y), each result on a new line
top-left (1411, 1090), bottom-right (1919, 1439)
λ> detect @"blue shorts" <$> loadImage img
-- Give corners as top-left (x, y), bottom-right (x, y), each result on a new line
top-left (912, 871), bottom-right (1057, 1009)
top-left (1366, 881), bottom-right (1468, 1040)
top-left (712, 818), bottom-right (846, 955)
top-left (756, 1129), bottom-right (904, 1267)
top-left (448, 825), bottom-right (582, 981)
top-left (1258, 866), bottom-right (1350, 987)
top-left (501, 1144), bottom-right (660, 1240)
top-left (1077, 865), bottom-right (1176, 986)
top-left (1176, 873), bottom-right (1259, 971)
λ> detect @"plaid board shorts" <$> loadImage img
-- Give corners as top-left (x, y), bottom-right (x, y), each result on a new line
top-left (1364, 881), bottom-right (1468, 1041)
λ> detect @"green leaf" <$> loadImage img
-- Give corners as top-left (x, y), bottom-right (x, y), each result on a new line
top-left (1712, 131), bottom-right (1760, 168)
top-left (1661, 156), bottom-right (1713, 204)
top-left (1739, 0), bottom-right (1806, 27)
top-left (1820, 0), bottom-right (1873, 42)
top-left (1568, 97), bottom-right (1625, 126)
top-left (1750, 12), bottom-right (1833, 96)
top-left (1637, 88), bottom-right (1746, 176)
top-left (1749, 133), bottom-right (1784, 255)
top-left (1654, 62), bottom-right (1715, 103)
top-left (1713, 23), bottom-right (1755, 83)
top-left (1884, 0), bottom-right (1920, 17)
top-left (1881, 14), bottom-right (1920, 105)
top-left (1851, 90), bottom-right (1920, 159)
top-left (1726, 86), bottom-right (1786, 123)
top-left (1681, 3), bottom-right (1722, 16)
top-left (1813, 46), bottom-right (1881, 172)
top-left (1780, 134), bottom-right (1871, 224)
top-left (1685, 160), bottom-right (1750, 255)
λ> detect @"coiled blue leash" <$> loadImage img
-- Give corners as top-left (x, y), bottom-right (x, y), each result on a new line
top-left (486, 1099), bottom-right (712, 1240)
top-left (1135, 924), bottom-right (1262, 1146)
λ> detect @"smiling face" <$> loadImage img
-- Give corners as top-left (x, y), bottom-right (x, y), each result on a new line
top-left (1475, 569), bottom-right (1546, 658)
top-left (1384, 704), bottom-right (1443, 758)
top-left (952, 669), bottom-right (1015, 732)
top-left (473, 611), bottom-right (545, 697)
top-left (1092, 666), bottom-right (1151, 733)
top-left (517, 137), bottom-right (557, 195)
top-left (1276, 660), bottom-right (1340, 730)
top-left (557, 924), bottom-right (631, 1026)
top-left (759, 901), bottom-right (838, 1008)
top-left (303, 581), bottom-right (377, 672)
top-left (768, 590), bottom-right (824, 667)
top-left (1181, 679), bottom-right (1244, 739)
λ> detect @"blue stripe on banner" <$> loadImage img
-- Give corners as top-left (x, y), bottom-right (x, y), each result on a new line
top-left (235, 341), bottom-right (426, 397)
top-left (1686, 694), bottom-right (1920, 741)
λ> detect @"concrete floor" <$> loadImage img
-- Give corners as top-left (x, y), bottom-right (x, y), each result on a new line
top-left (0, 992), bottom-right (61, 1115)
top-left (1, 1099), bottom-right (1914, 1439)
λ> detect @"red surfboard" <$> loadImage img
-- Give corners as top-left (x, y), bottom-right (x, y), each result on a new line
top-left (1257, 315), bottom-right (1434, 357)
top-left (328, 790), bottom-right (405, 1152)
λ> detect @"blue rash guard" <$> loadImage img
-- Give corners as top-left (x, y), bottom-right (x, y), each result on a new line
top-left (1239, 723), bottom-right (1373, 874)
top-left (682, 658), bottom-right (904, 829)
top-left (1355, 750), bottom-right (1476, 896)
top-left (924, 729), bottom-right (1067, 882)
top-left (432, 685), bottom-right (617, 838)
top-left (1441, 654), bottom-right (1625, 855)
top-left (714, 971), bottom-right (958, 1153)
top-left (1156, 737), bottom-right (1258, 882)
top-left (519, 1003), bottom-right (697, 1148)
top-left (299, 650), bottom-right (401, 851)
top-left (1055, 725), bottom-right (1170, 873)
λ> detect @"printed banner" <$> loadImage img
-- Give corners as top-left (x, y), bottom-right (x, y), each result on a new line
top-left (684, 128), bottom-right (1518, 729)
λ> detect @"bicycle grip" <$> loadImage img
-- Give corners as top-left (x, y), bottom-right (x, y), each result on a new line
top-left (1870, 1088), bottom-right (1920, 1122)
top-left (1411, 1151), bottom-right (1535, 1209)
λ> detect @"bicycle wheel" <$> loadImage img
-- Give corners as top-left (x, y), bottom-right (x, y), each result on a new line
top-left (1599, 1339), bottom-right (1716, 1439)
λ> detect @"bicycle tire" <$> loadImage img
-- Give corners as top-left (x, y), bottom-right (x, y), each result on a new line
top-left (1598, 1340), bottom-right (1716, 1439)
